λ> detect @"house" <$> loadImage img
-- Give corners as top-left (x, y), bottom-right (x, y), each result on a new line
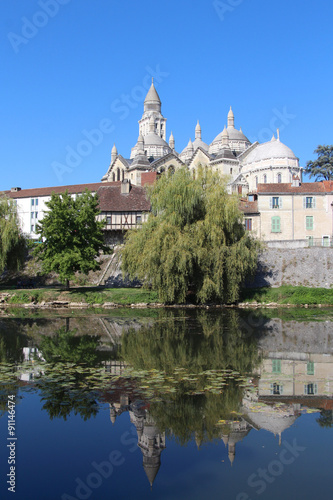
top-left (4, 179), bottom-right (152, 245)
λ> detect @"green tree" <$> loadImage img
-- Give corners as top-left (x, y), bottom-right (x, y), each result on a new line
top-left (304, 145), bottom-right (333, 180)
top-left (35, 189), bottom-right (109, 289)
top-left (122, 167), bottom-right (260, 304)
top-left (0, 195), bottom-right (26, 274)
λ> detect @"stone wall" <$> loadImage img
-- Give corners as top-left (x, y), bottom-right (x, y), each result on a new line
top-left (249, 248), bottom-right (333, 288)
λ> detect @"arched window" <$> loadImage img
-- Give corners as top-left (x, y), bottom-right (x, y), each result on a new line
top-left (263, 174), bottom-right (267, 183)
top-left (168, 165), bottom-right (175, 174)
top-left (277, 173), bottom-right (282, 183)
top-left (112, 172), bottom-right (115, 182)
top-left (117, 168), bottom-right (120, 181)
top-left (122, 170), bottom-right (124, 181)
top-left (255, 176), bottom-right (258, 187)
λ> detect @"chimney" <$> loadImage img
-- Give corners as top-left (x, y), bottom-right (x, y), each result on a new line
top-left (11, 187), bottom-right (21, 192)
top-left (121, 179), bottom-right (131, 194)
top-left (291, 175), bottom-right (300, 187)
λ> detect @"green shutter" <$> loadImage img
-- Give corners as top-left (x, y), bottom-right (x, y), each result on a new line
top-left (272, 359), bottom-right (281, 373)
top-left (272, 216), bottom-right (281, 232)
top-left (307, 362), bottom-right (314, 375)
top-left (306, 216), bottom-right (313, 230)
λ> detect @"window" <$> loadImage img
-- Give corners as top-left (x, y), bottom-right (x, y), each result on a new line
top-left (306, 216), bottom-right (313, 230)
top-left (263, 174), bottom-right (267, 183)
top-left (277, 173), bottom-right (282, 183)
top-left (35, 212), bottom-right (38, 219)
top-left (245, 218), bottom-right (252, 231)
top-left (322, 236), bottom-right (330, 247)
top-left (304, 196), bottom-right (316, 209)
top-left (230, 168), bottom-right (233, 174)
top-left (307, 362), bottom-right (314, 375)
top-left (270, 196), bottom-right (282, 209)
top-left (271, 216), bottom-right (281, 233)
top-left (272, 359), bottom-right (281, 374)
top-left (31, 225), bottom-right (35, 232)
top-left (255, 176), bottom-right (258, 187)
top-left (136, 214), bottom-right (142, 224)
top-left (270, 383), bottom-right (283, 395)
top-left (31, 198), bottom-right (38, 207)
top-left (106, 216), bottom-right (111, 225)
top-left (304, 383), bottom-right (317, 395)
top-left (31, 212), bottom-right (34, 219)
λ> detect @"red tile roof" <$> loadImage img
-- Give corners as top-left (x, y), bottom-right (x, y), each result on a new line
top-left (240, 200), bottom-right (259, 214)
top-left (3, 182), bottom-right (115, 199)
top-left (97, 183), bottom-right (151, 212)
top-left (257, 181), bottom-right (333, 194)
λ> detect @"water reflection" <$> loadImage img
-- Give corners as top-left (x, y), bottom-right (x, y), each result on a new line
top-left (0, 309), bottom-right (333, 490)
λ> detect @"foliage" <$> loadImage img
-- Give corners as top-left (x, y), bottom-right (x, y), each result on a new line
top-left (0, 195), bottom-right (26, 274)
top-left (39, 327), bottom-right (101, 365)
top-left (304, 145), bottom-right (333, 180)
top-left (241, 285), bottom-right (333, 305)
top-left (34, 190), bottom-right (110, 288)
top-left (122, 167), bottom-right (260, 304)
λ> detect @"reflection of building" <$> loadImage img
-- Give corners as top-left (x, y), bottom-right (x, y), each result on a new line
top-left (20, 346), bottom-right (45, 381)
top-left (106, 393), bottom-right (166, 488)
top-left (130, 402), bottom-right (166, 488)
top-left (221, 420), bottom-right (252, 465)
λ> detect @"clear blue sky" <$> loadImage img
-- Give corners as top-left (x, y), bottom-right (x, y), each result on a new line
top-left (1, 0), bottom-right (332, 189)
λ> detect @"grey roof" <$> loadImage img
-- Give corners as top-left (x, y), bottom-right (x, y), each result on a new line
top-left (212, 126), bottom-right (250, 145)
top-left (192, 137), bottom-right (209, 152)
top-left (144, 82), bottom-right (161, 104)
top-left (143, 133), bottom-right (170, 148)
top-left (242, 139), bottom-right (297, 164)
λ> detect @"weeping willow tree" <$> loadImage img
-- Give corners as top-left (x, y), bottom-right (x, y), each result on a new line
top-left (0, 195), bottom-right (26, 274)
top-left (122, 167), bottom-right (260, 304)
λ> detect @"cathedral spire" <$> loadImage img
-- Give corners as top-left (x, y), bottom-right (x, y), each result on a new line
top-left (228, 106), bottom-right (235, 128)
top-left (169, 131), bottom-right (175, 150)
top-left (144, 79), bottom-right (161, 113)
top-left (221, 125), bottom-right (229, 147)
top-left (195, 120), bottom-right (201, 139)
top-left (111, 143), bottom-right (117, 164)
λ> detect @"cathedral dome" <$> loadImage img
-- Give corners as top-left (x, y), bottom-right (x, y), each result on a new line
top-left (212, 127), bottom-right (250, 145)
top-left (143, 133), bottom-right (170, 147)
top-left (242, 138), bottom-right (297, 164)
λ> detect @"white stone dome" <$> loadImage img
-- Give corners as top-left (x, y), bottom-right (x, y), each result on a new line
top-left (243, 139), bottom-right (297, 164)
top-left (212, 126), bottom-right (250, 145)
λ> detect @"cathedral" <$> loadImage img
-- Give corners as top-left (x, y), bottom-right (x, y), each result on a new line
top-left (101, 80), bottom-right (302, 194)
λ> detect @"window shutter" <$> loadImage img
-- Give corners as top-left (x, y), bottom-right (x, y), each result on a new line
top-left (313, 197), bottom-right (316, 209)
top-left (304, 385), bottom-right (307, 395)
top-left (314, 383), bottom-right (318, 394)
top-left (279, 197), bottom-right (283, 209)
top-left (303, 197), bottom-right (306, 209)
top-left (269, 197), bottom-right (272, 209)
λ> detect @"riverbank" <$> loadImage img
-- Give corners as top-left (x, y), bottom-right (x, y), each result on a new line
top-left (1, 285), bottom-right (333, 309)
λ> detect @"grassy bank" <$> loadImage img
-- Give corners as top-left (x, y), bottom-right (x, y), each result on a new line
top-left (1, 285), bottom-right (333, 307)
top-left (240, 285), bottom-right (333, 305)
top-left (0, 287), bottom-right (158, 306)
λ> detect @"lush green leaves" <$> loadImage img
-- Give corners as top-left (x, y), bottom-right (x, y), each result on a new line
top-left (35, 190), bottom-right (109, 287)
top-left (122, 167), bottom-right (260, 304)
top-left (0, 196), bottom-right (26, 274)
top-left (304, 145), bottom-right (333, 180)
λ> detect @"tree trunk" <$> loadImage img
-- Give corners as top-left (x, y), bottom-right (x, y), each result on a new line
top-left (65, 279), bottom-right (70, 290)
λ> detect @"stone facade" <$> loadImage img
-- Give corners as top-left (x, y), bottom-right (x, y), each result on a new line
top-left (102, 81), bottom-right (302, 193)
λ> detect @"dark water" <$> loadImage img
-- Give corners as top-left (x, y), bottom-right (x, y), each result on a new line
top-left (0, 308), bottom-right (333, 500)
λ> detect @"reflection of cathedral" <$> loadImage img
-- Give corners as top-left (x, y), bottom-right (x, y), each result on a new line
top-left (108, 396), bottom-right (166, 488)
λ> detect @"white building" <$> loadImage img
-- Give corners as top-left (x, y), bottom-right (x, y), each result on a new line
top-left (102, 80), bottom-right (302, 194)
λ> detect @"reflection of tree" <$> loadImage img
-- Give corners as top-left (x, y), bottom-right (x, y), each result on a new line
top-left (316, 410), bottom-right (333, 428)
top-left (120, 309), bottom-right (263, 445)
top-left (120, 309), bottom-right (262, 373)
top-left (37, 379), bottom-right (99, 421)
top-left (39, 327), bottom-right (101, 365)
top-left (36, 327), bottom-right (113, 421)
top-left (0, 327), bottom-right (26, 364)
